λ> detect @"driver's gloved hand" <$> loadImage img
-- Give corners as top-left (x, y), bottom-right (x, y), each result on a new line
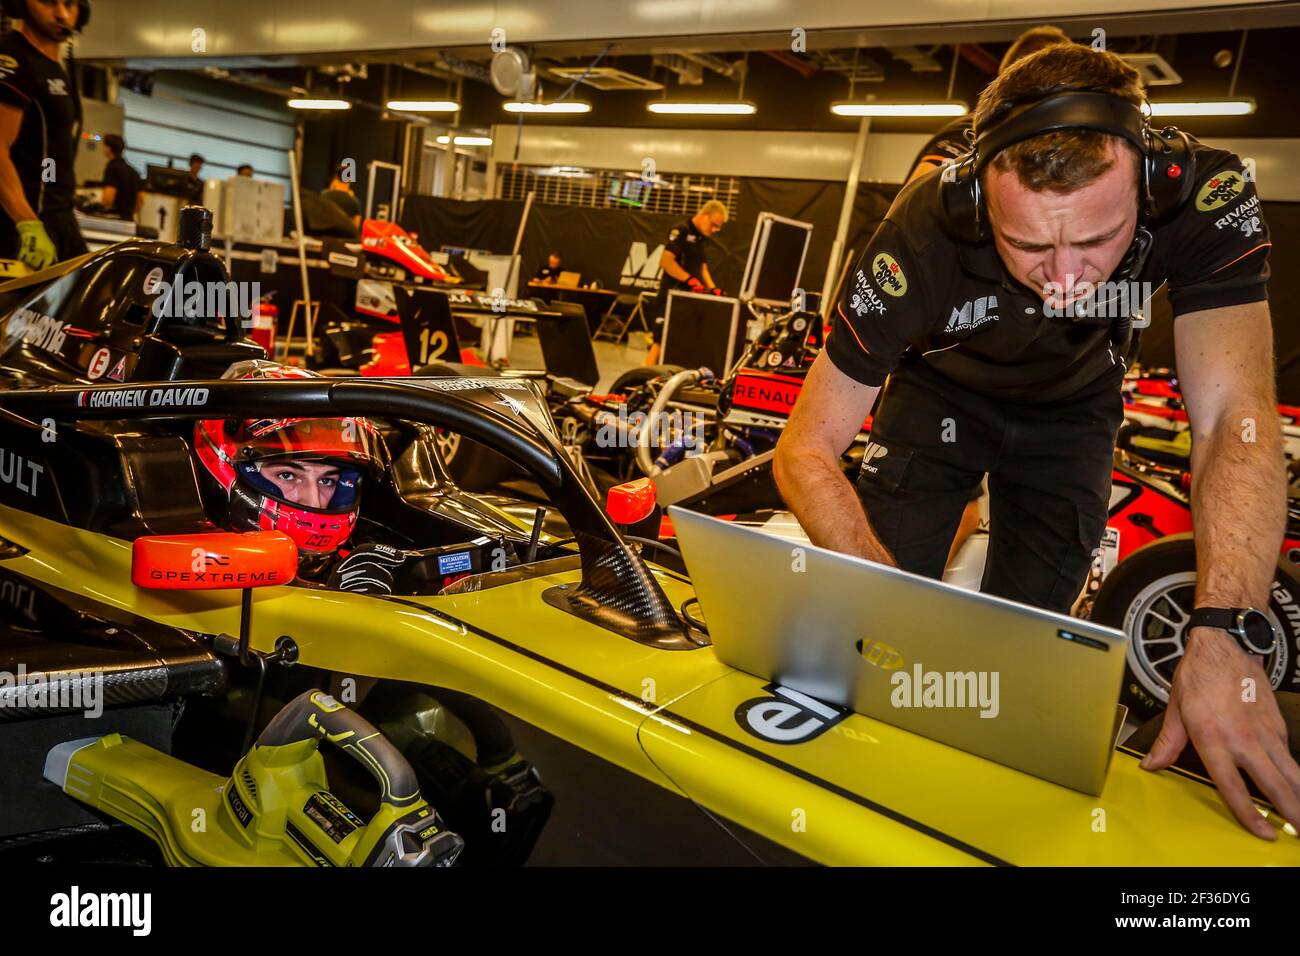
top-left (328, 543), bottom-right (410, 595)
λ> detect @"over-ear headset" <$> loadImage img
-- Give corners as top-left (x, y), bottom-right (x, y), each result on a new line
top-left (939, 90), bottom-right (1195, 244)
top-left (1, 0), bottom-right (90, 32)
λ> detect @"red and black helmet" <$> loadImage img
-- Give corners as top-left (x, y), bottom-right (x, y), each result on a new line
top-left (193, 361), bottom-right (388, 553)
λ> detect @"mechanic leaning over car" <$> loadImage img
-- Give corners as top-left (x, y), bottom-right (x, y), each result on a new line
top-left (775, 42), bottom-right (1297, 839)
top-left (644, 199), bottom-right (728, 366)
top-left (0, 0), bottom-right (88, 271)
top-left (905, 24), bottom-right (1074, 571)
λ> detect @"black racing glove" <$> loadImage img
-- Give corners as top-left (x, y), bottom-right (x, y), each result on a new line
top-left (327, 543), bottom-right (410, 595)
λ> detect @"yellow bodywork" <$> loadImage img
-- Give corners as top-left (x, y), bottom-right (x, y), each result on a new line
top-left (5, 503), bottom-right (1297, 866)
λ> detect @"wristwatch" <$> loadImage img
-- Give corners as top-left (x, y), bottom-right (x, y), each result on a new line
top-left (1187, 606), bottom-right (1279, 656)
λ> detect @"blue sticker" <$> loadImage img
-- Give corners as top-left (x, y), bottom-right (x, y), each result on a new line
top-left (437, 551), bottom-right (473, 575)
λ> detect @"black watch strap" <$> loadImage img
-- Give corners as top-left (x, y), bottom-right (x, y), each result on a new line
top-left (1188, 607), bottom-right (1238, 633)
top-left (1189, 606), bottom-right (1277, 656)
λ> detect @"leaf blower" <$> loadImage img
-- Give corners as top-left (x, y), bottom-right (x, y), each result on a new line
top-left (43, 689), bottom-right (464, 867)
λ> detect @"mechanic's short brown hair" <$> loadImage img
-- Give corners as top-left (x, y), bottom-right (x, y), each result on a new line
top-left (974, 44), bottom-right (1146, 194)
top-left (999, 25), bottom-right (1073, 73)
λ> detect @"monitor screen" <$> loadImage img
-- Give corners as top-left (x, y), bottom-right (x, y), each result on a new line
top-left (146, 165), bottom-right (195, 198)
top-left (752, 219), bottom-right (811, 305)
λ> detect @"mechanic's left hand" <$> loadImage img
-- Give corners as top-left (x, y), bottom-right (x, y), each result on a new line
top-left (1141, 626), bottom-right (1300, 839)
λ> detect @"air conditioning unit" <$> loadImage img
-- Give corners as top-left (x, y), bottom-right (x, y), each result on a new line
top-left (1120, 53), bottom-right (1183, 86)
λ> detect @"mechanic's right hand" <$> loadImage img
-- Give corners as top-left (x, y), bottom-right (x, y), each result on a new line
top-left (328, 543), bottom-right (410, 595)
top-left (15, 219), bottom-right (55, 271)
top-left (686, 275), bottom-right (706, 293)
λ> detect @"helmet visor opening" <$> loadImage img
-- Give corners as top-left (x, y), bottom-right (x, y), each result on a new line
top-left (236, 417), bottom-right (389, 470)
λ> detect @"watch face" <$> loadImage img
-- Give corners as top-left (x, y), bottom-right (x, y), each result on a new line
top-left (1237, 609), bottom-right (1278, 655)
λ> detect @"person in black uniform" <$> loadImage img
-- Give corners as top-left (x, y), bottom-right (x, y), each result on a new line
top-left (534, 250), bottom-right (564, 283)
top-left (100, 133), bottom-right (140, 220)
top-left (644, 199), bottom-right (728, 365)
top-left (777, 43), bottom-right (1296, 837)
top-left (909, 25), bottom-right (1073, 568)
top-left (906, 25), bottom-right (1071, 185)
top-left (184, 152), bottom-right (205, 204)
top-left (0, 0), bottom-right (89, 269)
top-left (321, 162), bottom-right (361, 228)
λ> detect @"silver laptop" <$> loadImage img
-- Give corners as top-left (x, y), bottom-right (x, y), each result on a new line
top-left (670, 507), bottom-right (1128, 794)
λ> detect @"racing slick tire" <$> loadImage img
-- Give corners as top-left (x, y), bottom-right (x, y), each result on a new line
top-left (1089, 535), bottom-right (1300, 722)
top-left (418, 361), bottom-right (519, 491)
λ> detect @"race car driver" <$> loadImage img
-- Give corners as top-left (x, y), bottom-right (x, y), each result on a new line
top-left (191, 359), bottom-right (554, 857)
top-left (775, 43), bottom-right (1297, 838)
top-left (0, 0), bottom-right (88, 270)
top-left (644, 199), bottom-right (728, 365)
top-left (192, 361), bottom-right (414, 595)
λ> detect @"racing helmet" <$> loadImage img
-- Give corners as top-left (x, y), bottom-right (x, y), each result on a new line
top-left (193, 361), bottom-right (389, 553)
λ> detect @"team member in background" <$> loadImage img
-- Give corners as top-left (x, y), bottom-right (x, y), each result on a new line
top-left (776, 43), bottom-right (1296, 836)
top-left (100, 133), bottom-right (141, 220)
top-left (321, 161), bottom-right (361, 228)
top-left (185, 152), bottom-right (205, 202)
top-left (0, 0), bottom-right (88, 269)
top-left (534, 250), bottom-right (564, 283)
top-left (644, 199), bottom-right (728, 365)
top-left (907, 25), bottom-right (1072, 185)
top-left (236, 163), bottom-right (254, 178)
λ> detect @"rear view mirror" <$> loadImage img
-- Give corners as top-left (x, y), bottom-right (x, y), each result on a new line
top-left (132, 531), bottom-right (298, 590)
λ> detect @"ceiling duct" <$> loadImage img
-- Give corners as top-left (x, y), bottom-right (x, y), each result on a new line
top-left (654, 51), bottom-right (742, 85)
top-left (427, 53), bottom-right (492, 85)
top-left (317, 63), bottom-right (368, 81)
top-left (809, 49), bottom-right (885, 83)
top-left (678, 51), bottom-right (741, 79)
top-left (654, 53), bottom-right (704, 85)
top-left (888, 46), bottom-right (942, 71)
top-left (1119, 52), bottom-right (1184, 86)
top-left (546, 65), bottom-right (663, 91)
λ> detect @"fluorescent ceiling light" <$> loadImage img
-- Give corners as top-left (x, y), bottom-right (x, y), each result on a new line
top-left (831, 101), bottom-right (967, 117)
top-left (435, 135), bottom-right (494, 147)
top-left (647, 101), bottom-right (756, 115)
top-left (504, 100), bottom-right (592, 114)
top-left (387, 100), bottom-right (460, 112)
top-left (1144, 99), bottom-right (1255, 117)
top-left (287, 98), bottom-right (351, 110)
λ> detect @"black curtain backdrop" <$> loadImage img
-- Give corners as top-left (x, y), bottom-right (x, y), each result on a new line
top-left (403, 188), bottom-right (1299, 401)
top-left (524, 204), bottom-right (682, 293)
top-left (403, 181), bottom-right (900, 302)
top-left (402, 197), bottom-right (524, 255)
